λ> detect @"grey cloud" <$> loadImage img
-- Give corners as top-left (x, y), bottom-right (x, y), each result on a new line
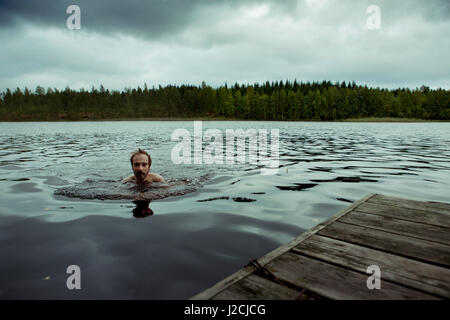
top-left (0, 0), bottom-right (448, 91)
top-left (0, 0), bottom-right (298, 39)
top-left (0, 0), bottom-right (201, 39)
top-left (1, 0), bottom-right (448, 41)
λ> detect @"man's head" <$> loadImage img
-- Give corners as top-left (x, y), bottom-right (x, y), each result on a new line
top-left (130, 148), bottom-right (152, 182)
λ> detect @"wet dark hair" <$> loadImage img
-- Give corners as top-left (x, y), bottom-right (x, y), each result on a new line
top-left (130, 148), bottom-right (152, 167)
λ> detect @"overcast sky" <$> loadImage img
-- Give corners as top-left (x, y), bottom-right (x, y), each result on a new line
top-left (0, 0), bottom-right (449, 92)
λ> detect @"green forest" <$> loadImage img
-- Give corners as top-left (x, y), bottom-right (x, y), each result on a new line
top-left (0, 80), bottom-right (449, 121)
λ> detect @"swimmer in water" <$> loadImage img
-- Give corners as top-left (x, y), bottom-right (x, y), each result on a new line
top-left (122, 148), bottom-right (165, 185)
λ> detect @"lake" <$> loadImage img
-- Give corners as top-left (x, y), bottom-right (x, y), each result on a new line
top-left (0, 121), bottom-right (449, 299)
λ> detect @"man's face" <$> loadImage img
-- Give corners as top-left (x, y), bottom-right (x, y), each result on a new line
top-left (132, 154), bottom-right (150, 182)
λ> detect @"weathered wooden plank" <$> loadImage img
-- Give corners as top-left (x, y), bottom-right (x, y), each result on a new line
top-left (256, 193), bottom-right (376, 267)
top-left (292, 234), bottom-right (450, 298)
top-left (190, 193), bottom-right (377, 300)
top-left (192, 194), bottom-right (450, 300)
top-left (264, 252), bottom-right (438, 300)
top-left (369, 194), bottom-right (450, 215)
top-left (190, 265), bottom-right (257, 300)
top-left (212, 273), bottom-right (304, 300)
top-left (339, 210), bottom-right (450, 245)
top-left (355, 202), bottom-right (450, 228)
top-left (318, 221), bottom-right (450, 267)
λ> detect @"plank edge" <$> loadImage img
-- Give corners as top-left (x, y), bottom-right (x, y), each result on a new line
top-left (190, 193), bottom-right (377, 300)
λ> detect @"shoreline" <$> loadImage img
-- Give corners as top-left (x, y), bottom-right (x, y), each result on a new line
top-left (0, 117), bottom-right (449, 123)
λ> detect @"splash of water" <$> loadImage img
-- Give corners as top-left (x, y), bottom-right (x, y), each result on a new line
top-left (54, 177), bottom-right (204, 201)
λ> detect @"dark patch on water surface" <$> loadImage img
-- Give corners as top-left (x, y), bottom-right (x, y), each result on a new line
top-left (54, 177), bottom-right (202, 201)
top-left (360, 175), bottom-right (384, 178)
top-left (310, 176), bottom-right (378, 183)
top-left (197, 196), bottom-right (256, 203)
top-left (343, 165), bottom-right (434, 172)
top-left (309, 167), bottom-right (334, 173)
top-left (198, 196), bottom-right (230, 202)
top-left (276, 183), bottom-right (318, 191)
top-left (358, 170), bottom-right (419, 176)
top-left (232, 197), bottom-right (256, 202)
top-left (10, 182), bottom-right (42, 193)
top-left (251, 192), bottom-right (266, 195)
top-left (0, 178), bottom-right (30, 181)
top-left (337, 197), bottom-right (354, 203)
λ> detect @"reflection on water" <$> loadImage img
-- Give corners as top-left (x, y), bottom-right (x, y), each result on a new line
top-left (0, 121), bottom-right (449, 299)
top-left (132, 200), bottom-right (153, 218)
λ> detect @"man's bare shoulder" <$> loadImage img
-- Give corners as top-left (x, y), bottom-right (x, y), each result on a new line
top-left (149, 173), bottom-right (165, 183)
top-left (121, 175), bottom-right (136, 183)
top-left (122, 173), bottom-right (165, 184)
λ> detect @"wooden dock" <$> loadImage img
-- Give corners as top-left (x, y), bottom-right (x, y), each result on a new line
top-left (191, 193), bottom-right (450, 300)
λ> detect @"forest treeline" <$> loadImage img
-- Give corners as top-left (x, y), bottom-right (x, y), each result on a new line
top-left (0, 80), bottom-right (449, 121)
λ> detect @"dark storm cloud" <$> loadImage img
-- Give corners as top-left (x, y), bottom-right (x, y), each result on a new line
top-left (0, 0), bottom-right (298, 39)
top-left (1, 0), bottom-right (448, 30)
top-left (0, 0), bottom-right (198, 38)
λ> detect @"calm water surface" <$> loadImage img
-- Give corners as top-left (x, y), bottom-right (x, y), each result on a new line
top-left (0, 121), bottom-right (449, 299)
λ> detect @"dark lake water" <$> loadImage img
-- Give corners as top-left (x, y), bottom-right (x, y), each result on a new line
top-left (0, 121), bottom-right (449, 299)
